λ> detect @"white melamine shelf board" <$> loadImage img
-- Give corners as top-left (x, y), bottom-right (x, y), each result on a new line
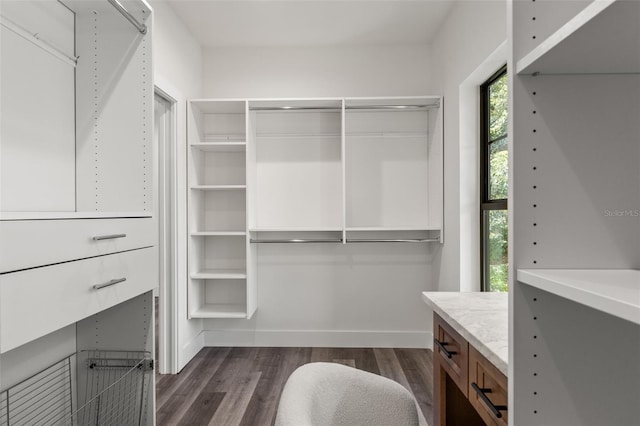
top-left (190, 231), bottom-right (246, 236)
top-left (250, 227), bottom-right (343, 232)
top-left (0, 211), bottom-right (152, 220)
top-left (516, 0), bottom-right (640, 75)
top-left (345, 132), bottom-right (429, 139)
top-left (344, 96), bottom-right (441, 108)
top-left (190, 142), bottom-right (246, 152)
top-left (202, 134), bottom-right (246, 142)
top-left (255, 133), bottom-right (341, 140)
top-left (190, 100), bottom-right (246, 114)
top-left (249, 98), bottom-right (342, 110)
top-left (191, 304), bottom-right (247, 319)
top-left (345, 227), bottom-right (440, 232)
top-left (190, 185), bottom-right (247, 190)
top-left (517, 269), bottom-right (640, 325)
top-left (191, 269), bottom-right (247, 280)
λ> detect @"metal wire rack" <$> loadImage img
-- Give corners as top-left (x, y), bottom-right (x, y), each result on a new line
top-left (0, 350), bottom-right (153, 426)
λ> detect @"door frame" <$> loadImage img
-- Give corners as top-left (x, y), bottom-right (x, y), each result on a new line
top-left (154, 86), bottom-right (179, 374)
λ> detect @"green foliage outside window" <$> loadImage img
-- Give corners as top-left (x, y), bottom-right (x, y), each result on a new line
top-left (489, 74), bottom-right (508, 141)
top-left (485, 71), bottom-right (508, 292)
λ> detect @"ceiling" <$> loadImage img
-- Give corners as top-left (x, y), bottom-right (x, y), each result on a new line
top-left (165, 0), bottom-right (456, 48)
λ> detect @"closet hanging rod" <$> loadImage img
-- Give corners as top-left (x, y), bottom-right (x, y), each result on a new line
top-left (251, 238), bottom-right (343, 244)
top-left (346, 238), bottom-right (441, 243)
top-left (249, 106), bottom-right (341, 111)
top-left (107, 0), bottom-right (147, 35)
top-left (0, 16), bottom-right (78, 67)
top-left (249, 104), bottom-right (439, 112)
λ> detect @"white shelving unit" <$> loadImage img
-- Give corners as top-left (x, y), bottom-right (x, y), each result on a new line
top-left (0, 0), bottom-right (156, 422)
top-left (187, 96), bottom-right (444, 318)
top-left (510, 0), bottom-right (640, 424)
top-left (187, 99), bottom-right (256, 319)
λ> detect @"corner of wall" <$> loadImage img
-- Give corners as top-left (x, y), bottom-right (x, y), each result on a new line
top-left (427, 0), bottom-right (507, 292)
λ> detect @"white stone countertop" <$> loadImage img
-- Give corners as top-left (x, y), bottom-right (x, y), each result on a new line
top-left (422, 292), bottom-right (508, 377)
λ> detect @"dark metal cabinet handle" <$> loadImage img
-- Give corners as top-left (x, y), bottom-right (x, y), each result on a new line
top-left (471, 382), bottom-right (508, 419)
top-left (92, 233), bottom-right (127, 241)
top-left (93, 278), bottom-right (127, 290)
top-left (434, 338), bottom-right (457, 358)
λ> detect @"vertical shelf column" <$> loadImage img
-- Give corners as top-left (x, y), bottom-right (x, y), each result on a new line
top-left (187, 100), bottom-right (252, 319)
top-left (510, 0), bottom-right (640, 424)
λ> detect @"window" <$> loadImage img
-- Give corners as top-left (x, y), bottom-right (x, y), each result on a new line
top-left (480, 66), bottom-right (508, 292)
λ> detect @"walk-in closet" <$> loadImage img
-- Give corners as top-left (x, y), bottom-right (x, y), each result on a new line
top-left (1, 0), bottom-right (638, 425)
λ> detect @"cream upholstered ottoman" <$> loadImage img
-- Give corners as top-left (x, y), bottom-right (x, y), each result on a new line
top-left (275, 362), bottom-right (419, 426)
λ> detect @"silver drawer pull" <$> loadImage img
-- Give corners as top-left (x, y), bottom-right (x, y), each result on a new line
top-left (93, 278), bottom-right (127, 290)
top-left (92, 233), bottom-right (127, 241)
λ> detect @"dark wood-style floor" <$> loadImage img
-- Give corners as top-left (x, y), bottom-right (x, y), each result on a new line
top-left (156, 347), bottom-right (434, 426)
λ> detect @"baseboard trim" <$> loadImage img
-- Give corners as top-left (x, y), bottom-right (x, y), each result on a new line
top-left (178, 330), bottom-right (205, 371)
top-left (202, 329), bottom-right (433, 348)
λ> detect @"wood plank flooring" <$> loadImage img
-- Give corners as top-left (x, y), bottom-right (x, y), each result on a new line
top-left (156, 347), bottom-right (433, 426)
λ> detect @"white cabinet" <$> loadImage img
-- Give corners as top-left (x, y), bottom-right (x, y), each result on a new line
top-left (510, 1), bottom-right (640, 424)
top-left (0, 0), bottom-right (156, 423)
top-left (186, 96), bottom-right (443, 319)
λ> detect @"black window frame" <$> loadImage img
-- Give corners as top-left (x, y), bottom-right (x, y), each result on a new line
top-left (480, 65), bottom-right (508, 292)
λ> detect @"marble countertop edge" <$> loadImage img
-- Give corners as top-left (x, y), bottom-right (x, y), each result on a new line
top-left (422, 291), bottom-right (509, 377)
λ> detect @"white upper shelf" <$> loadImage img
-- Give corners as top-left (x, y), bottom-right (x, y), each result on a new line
top-left (517, 269), bottom-right (640, 325)
top-left (517, 0), bottom-right (640, 75)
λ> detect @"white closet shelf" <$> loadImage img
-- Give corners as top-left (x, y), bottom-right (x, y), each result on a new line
top-left (256, 133), bottom-right (341, 140)
top-left (191, 304), bottom-right (247, 319)
top-left (517, 269), bottom-right (640, 325)
top-left (190, 100), bottom-right (246, 114)
top-left (191, 269), bottom-right (247, 280)
top-left (346, 227), bottom-right (440, 232)
top-left (345, 132), bottom-right (429, 139)
top-left (0, 211), bottom-right (152, 220)
top-left (516, 0), bottom-right (640, 75)
top-left (190, 185), bottom-right (246, 190)
top-left (190, 231), bottom-right (246, 236)
top-left (190, 142), bottom-right (246, 152)
top-left (250, 227), bottom-right (343, 232)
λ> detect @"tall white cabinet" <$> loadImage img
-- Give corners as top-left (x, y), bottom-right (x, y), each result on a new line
top-left (0, 0), bottom-right (156, 424)
top-left (187, 97), bottom-right (443, 319)
top-left (510, 0), bottom-right (640, 424)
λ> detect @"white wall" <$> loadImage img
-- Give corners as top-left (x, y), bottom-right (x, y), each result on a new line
top-left (203, 45), bottom-right (432, 98)
top-left (205, 244), bottom-right (437, 347)
top-left (201, 43), bottom-right (436, 348)
top-left (150, 0), bottom-right (203, 371)
top-left (429, 0), bottom-right (507, 292)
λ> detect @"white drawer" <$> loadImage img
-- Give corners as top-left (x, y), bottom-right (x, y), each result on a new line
top-left (0, 247), bottom-right (157, 353)
top-left (0, 218), bottom-right (155, 273)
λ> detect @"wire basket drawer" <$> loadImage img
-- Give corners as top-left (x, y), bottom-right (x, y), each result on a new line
top-left (0, 350), bottom-right (153, 426)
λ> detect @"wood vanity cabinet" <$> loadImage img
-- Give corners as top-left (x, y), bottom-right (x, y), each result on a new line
top-left (433, 313), bottom-right (508, 426)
